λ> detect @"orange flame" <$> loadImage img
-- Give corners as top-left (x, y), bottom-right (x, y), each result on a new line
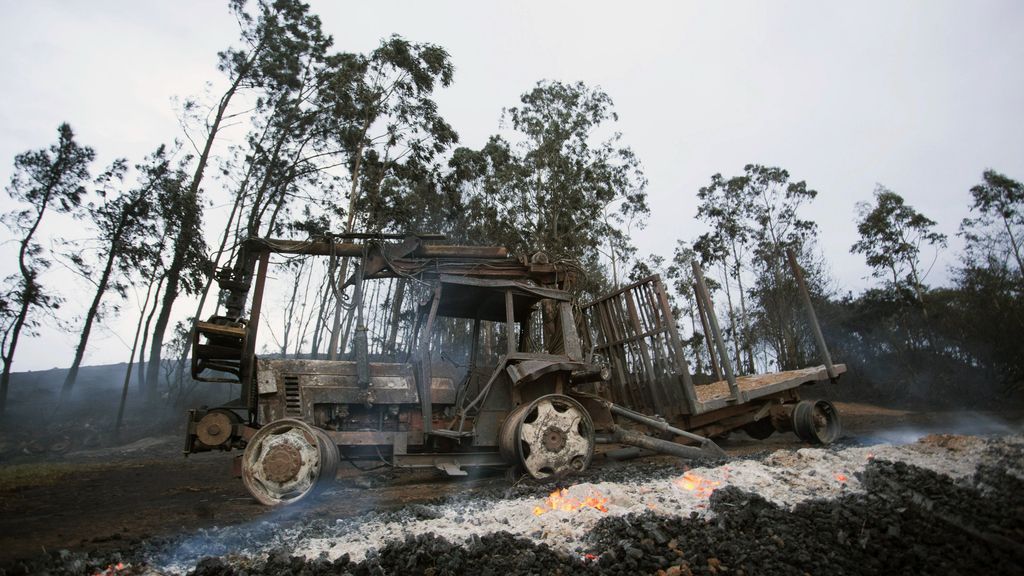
top-left (94, 563), bottom-right (126, 576)
top-left (673, 471), bottom-right (721, 498)
top-left (835, 473), bottom-right (848, 483)
top-left (533, 488), bottom-right (609, 516)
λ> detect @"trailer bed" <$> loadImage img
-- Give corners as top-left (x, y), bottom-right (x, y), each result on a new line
top-left (693, 363), bottom-right (846, 412)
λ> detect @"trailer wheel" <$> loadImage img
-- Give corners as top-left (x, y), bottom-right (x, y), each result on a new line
top-left (792, 400), bottom-right (842, 444)
top-left (499, 394), bottom-right (594, 480)
top-left (241, 418), bottom-right (339, 506)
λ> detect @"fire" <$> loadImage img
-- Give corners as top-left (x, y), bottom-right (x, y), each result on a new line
top-left (94, 563), bottom-right (126, 576)
top-left (835, 473), bottom-right (848, 483)
top-left (532, 488), bottom-right (609, 516)
top-left (673, 471), bottom-right (721, 498)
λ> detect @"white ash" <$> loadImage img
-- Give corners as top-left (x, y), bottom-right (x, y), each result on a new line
top-left (290, 434), bottom-right (1022, 564)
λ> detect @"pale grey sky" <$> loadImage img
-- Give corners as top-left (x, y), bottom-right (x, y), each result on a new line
top-left (1, 1), bottom-right (1023, 371)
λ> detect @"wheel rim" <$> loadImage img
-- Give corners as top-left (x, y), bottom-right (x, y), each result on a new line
top-left (501, 395), bottom-right (594, 479)
top-left (792, 400), bottom-right (841, 444)
top-left (241, 419), bottom-right (338, 505)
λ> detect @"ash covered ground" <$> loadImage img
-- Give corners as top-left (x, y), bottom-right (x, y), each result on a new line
top-left (1, 404), bottom-right (1022, 575)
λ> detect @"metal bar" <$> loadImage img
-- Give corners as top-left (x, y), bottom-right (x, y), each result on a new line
top-left (558, 301), bottom-right (583, 361)
top-left (248, 238), bottom-right (508, 259)
top-left (639, 282), bottom-right (678, 410)
top-left (505, 289), bottom-right (516, 356)
top-left (653, 277), bottom-right (698, 414)
top-left (605, 401), bottom-right (723, 454)
top-left (641, 282), bottom-right (679, 408)
top-left (694, 281), bottom-right (723, 382)
top-left (597, 301), bottom-right (630, 405)
top-left (786, 249), bottom-right (837, 379)
top-left (691, 261), bottom-right (740, 402)
top-left (417, 283), bottom-right (442, 435)
top-left (331, 232), bottom-right (446, 240)
top-left (605, 425), bottom-right (726, 460)
top-left (624, 288), bottom-right (659, 407)
top-left (325, 431), bottom-right (400, 445)
top-left (390, 451), bottom-right (507, 469)
top-left (241, 251), bottom-right (270, 412)
top-left (613, 293), bottom-right (646, 409)
top-left (582, 274), bottom-right (662, 306)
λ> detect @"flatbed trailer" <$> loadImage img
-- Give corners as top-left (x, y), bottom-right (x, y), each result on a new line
top-left (579, 257), bottom-right (844, 445)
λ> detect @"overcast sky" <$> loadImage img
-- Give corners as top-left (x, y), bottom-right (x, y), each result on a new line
top-left (1, 0), bottom-right (1023, 371)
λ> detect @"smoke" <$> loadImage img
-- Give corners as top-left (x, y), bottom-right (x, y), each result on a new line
top-left (0, 361), bottom-right (236, 462)
top-left (848, 410), bottom-right (1023, 446)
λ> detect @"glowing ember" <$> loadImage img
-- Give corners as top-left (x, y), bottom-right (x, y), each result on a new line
top-left (673, 471), bottom-right (721, 498)
top-left (532, 488), bottom-right (609, 515)
top-left (835, 473), bottom-right (848, 483)
top-left (94, 563), bottom-right (126, 576)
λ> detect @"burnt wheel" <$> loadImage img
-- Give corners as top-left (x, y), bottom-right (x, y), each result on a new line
top-left (241, 418), bottom-right (339, 506)
top-left (792, 400), bottom-right (842, 444)
top-left (499, 394), bottom-right (594, 480)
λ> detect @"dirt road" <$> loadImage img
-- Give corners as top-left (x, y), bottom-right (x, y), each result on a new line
top-left (0, 402), bottom-right (1018, 569)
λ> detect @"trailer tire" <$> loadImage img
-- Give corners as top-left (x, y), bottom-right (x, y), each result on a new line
top-left (792, 400), bottom-right (841, 444)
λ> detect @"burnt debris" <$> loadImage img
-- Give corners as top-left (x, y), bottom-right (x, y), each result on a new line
top-left (178, 445), bottom-right (1022, 576)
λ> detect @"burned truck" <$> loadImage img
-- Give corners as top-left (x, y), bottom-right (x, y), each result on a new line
top-left (185, 235), bottom-right (844, 505)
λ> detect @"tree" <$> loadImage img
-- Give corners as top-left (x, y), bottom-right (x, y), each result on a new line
top-left (691, 165), bottom-right (820, 372)
top-left (316, 35), bottom-right (458, 358)
top-left (693, 172), bottom-right (755, 372)
top-left (962, 169), bottom-right (1024, 279)
top-left (59, 148), bottom-right (169, 400)
top-left (0, 124), bottom-right (95, 415)
top-left (143, 154), bottom-right (210, 402)
top-left (851, 186), bottom-right (947, 315)
top-left (744, 165), bottom-right (820, 370)
top-left (449, 80), bottom-right (649, 293)
top-left (146, 0), bottom-right (329, 393)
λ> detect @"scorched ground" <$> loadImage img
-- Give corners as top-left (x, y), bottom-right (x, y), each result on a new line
top-left (0, 405), bottom-right (1021, 576)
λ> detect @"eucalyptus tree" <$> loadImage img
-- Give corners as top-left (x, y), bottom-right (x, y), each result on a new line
top-left (670, 241), bottom-right (710, 377)
top-left (744, 165), bottom-right (820, 370)
top-left (60, 148), bottom-right (171, 400)
top-left (693, 173), bottom-right (754, 372)
top-left (315, 36), bottom-right (458, 358)
top-left (0, 124), bottom-right (95, 415)
top-left (143, 154), bottom-right (210, 402)
top-left (450, 81), bottom-right (649, 294)
top-left (962, 170), bottom-right (1023, 279)
top-left (147, 0), bottom-right (331, 393)
top-left (851, 186), bottom-right (946, 315)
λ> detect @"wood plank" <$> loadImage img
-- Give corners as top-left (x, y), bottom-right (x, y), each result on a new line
top-left (694, 363), bottom-right (847, 404)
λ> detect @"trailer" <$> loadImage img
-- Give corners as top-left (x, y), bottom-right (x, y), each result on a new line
top-left (184, 235), bottom-right (843, 505)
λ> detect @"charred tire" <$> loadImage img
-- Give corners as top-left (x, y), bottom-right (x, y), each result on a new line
top-left (499, 394), bottom-right (594, 480)
top-left (241, 418), bottom-right (339, 506)
top-left (792, 400), bottom-right (841, 444)
top-left (743, 417), bottom-right (776, 440)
